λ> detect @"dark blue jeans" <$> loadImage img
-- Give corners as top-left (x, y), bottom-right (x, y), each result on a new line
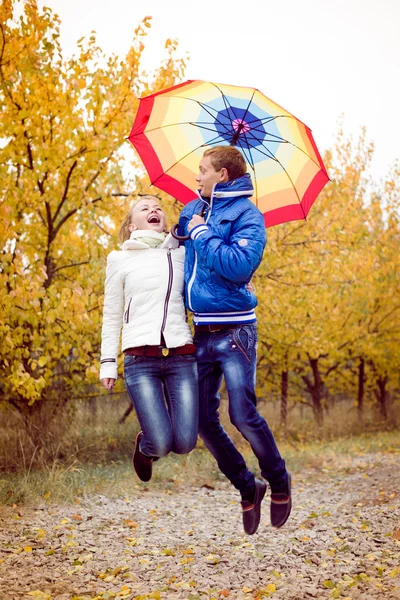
top-left (195, 324), bottom-right (288, 496)
top-left (124, 354), bottom-right (199, 457)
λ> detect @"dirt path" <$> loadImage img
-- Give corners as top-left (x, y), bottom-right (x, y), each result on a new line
top-left (1, 451), bottom-right (400, 600)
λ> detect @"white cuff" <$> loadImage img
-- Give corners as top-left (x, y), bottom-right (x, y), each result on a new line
top-left (190, 224), bottom-right (209, 240)
top-left (100, 360), bottom-right (118, 381)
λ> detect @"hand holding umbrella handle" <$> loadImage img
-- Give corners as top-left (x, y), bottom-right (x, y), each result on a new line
top-left (170, 203), bottom-right (207, 241)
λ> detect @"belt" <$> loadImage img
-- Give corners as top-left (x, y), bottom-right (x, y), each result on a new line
top-left (194, 324), bottom-right (238, 333)
top-left (124, 343), bottom-right (196, 358)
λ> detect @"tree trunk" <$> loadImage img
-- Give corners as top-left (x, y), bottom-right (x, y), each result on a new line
top-left (357, 358), bottom-right (365, 420)
top-left (280, 370), bottom-right (288, 430)
top-left (302, 358), bottom-right (324, 427)
top-left (375, 375), bottom-right (388, 420)
top-left (119, 403), bottom-right (134, 424)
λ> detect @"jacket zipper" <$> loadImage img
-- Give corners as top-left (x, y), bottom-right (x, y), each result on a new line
top-left (124, 298), bottom-right (132, 323)
top-left (161, 246), bottom-right (173, 334)
top-left (187, 193), bottom-right (212, 311)
top-left (187, 253), bottom-right (197, 312)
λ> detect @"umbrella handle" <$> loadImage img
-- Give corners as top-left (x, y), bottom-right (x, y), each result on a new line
top-left (170, 223), bottom-right (190, 241)
top-left (170, 203), bottom-right (207, 241)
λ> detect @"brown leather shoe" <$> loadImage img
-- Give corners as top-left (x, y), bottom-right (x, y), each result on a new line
top-left (132, 431), bottom-right (153, 482)
top-left (241, 478), bottom-right (267, 535)
top-left (270, 473), bottom-right (292, 528)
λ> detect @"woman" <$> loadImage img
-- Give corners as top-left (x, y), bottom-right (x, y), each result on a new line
top-left (100, 195), bottom-right (198, 482)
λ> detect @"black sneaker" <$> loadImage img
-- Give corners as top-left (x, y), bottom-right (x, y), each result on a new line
top-left (270, 472), bottom-right (292, 528)
top-left (132, 431), bottom-right (153, 482)
top-left (241, 478), bottom-right (267, 535)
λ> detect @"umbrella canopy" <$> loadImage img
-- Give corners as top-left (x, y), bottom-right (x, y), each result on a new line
top-left (128, 80), bottom-right (329, 227)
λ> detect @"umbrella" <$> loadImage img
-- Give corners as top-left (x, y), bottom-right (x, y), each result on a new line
top-left (128, 80), bottom-right (329, 227)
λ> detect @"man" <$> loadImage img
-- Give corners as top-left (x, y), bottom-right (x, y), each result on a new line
top-left (178, 146), bottom-right (291, 535)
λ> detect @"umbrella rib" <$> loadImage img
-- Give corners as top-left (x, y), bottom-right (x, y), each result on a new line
top-left (236, 136), bottom-right (259, 208)
top-left (231, 90), bottom-right (256, 145)
top-left (258, 115), bottom-right (327, 173)
top-left (149, 135), bottom-right (229, 187)
top-left (212, 83), bottom-right (241, 124)
top-left (146, 93), bottom-right (239, 135)
top-left (244, 121), bottom-right (326, 175)
top-left (213, 83), bottom-right (257, 145)
top-left (142, 121), bottom-right (232, 136)
top-left (241, 131), bottom-right (280, 162)
top-left (237, 134), bottom-right (305, 215)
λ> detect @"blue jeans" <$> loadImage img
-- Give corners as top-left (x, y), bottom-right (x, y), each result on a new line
top-left (195, 324), bottom-right (288, 496)
top-left (124, 354), bottom-right (199, 457)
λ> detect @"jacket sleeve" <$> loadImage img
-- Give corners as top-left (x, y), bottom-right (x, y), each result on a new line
top-left (190, 208), bottom-right (266, 283)
top-left (99, 251), bottom-right (124, 381)
top-left (177, 199), bottom-right (204, 239)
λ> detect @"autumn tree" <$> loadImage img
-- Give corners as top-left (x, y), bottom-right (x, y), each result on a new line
top-left (253, 129), bottom-right (396, 427)
top-left (0, 0), bottom-right (185, 451)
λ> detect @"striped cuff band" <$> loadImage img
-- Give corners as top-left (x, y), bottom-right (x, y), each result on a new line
top-left (190, 224), bottom-right (209, 240)
top-left (193, 309), bottom-right (256, 325)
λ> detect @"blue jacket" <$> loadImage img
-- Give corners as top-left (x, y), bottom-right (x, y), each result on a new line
top-left (178, 174), bottom-right (266, 325)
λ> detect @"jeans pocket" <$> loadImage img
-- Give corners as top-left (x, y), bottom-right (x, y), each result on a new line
top-left (177, 353), bottom-right (197, 362)
top-left (233, 325), bottom-right (256, 362)
top-left (124, 355), bottom-right (143, 368)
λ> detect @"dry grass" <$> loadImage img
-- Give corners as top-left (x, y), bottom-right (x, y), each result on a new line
top-left (0, 392), bottom-right (398, 506)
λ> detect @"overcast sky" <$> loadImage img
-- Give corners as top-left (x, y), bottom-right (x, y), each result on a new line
top-left (39, 0), bottom-right (400, 183)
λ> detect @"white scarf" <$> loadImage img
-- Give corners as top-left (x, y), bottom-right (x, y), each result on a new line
top-left (128, 230), bottom-right (167, 248)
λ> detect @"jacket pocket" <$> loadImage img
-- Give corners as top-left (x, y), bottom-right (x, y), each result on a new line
top-left (124, 298), bottom-right (132, 324)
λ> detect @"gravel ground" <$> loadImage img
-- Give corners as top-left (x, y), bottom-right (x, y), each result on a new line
top-left (1, 451), bottom-right (400, 600)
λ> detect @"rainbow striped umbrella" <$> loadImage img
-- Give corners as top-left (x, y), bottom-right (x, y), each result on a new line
top-left (128, 80), bottom-right (329, 227)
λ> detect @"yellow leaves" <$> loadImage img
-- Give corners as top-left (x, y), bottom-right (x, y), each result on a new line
top-left (1, 3), bottom-right (185, 413)
top-left (392, 528), bottom-right (400, 540)
top-left (257, 584), bottom-right (276, 596)
top-left (124, 519), bottom-right (139, 529)
top-left (36, 528), bottom-right (46, 539)
top-left (206, 553), bottom-right (220, 564)
top-left (23, 546), bottom-right (33, 552)
top-left (27, 592), bottom-right (51, 600)
top-left (126, 538), bottom-right (137, 546)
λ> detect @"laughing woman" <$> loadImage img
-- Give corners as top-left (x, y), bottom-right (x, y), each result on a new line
top-left (100, 196), bottom-right (199, 482)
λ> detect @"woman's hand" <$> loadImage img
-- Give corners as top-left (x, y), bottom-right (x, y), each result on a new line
top-left (101, 378), bottom-right (116, 390)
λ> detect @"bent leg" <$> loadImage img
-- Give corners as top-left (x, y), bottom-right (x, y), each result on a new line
top-left (221, 325), bottom-right (288, 491)
top-left (124, 355), bottom-right (173, 457)
top-left (162, 354), bottom-right (199, 454)
top-left (196, 332), bottom-right (255, 495)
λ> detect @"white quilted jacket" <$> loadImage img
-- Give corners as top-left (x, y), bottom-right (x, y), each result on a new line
top-left (100, 232), bottom-right (192, 381)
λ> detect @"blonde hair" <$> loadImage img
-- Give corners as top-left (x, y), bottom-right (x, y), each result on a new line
top-left (118, 195), bottom-right (163, 243)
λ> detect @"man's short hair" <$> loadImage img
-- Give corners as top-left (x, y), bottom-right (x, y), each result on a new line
top-left (203, 146), bottom-right (247, 181)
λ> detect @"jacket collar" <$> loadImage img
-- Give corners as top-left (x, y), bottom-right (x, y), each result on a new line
top-left (213, 173), bottom-right (254, 199)
top-left (122, 231), bottom-right (179, 251)
top-left (196, 173), bottom-right (254, 221)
